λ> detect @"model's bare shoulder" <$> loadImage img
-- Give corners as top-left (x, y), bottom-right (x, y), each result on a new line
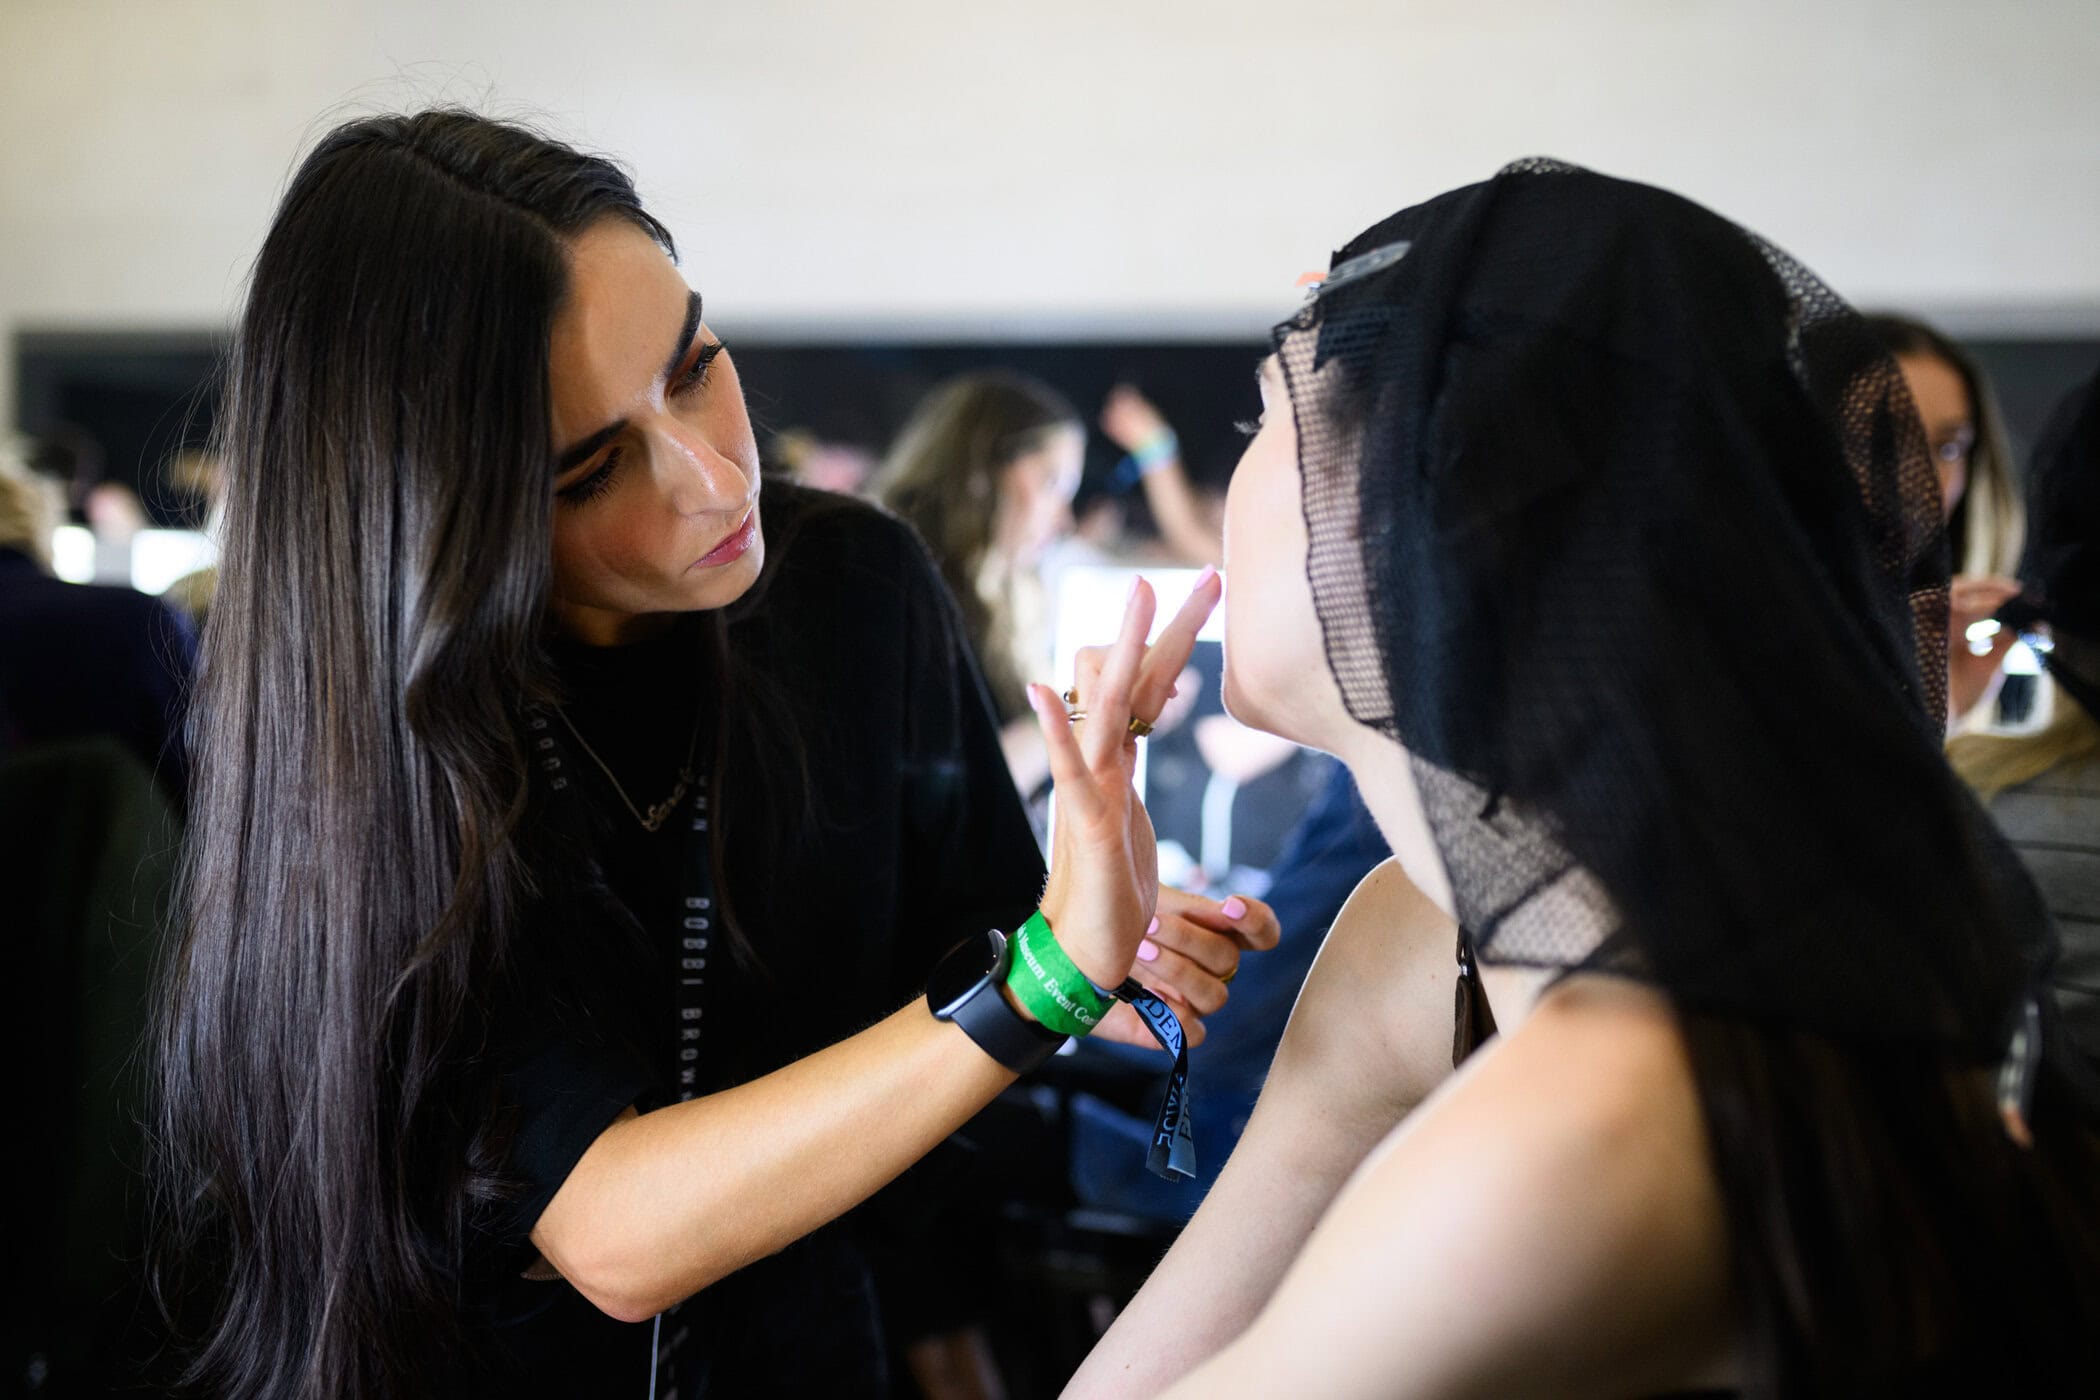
top-left (1273, 857), bottom-right (1463, 1113)
top-left (1173, 975), bottom-right (1737, 1400)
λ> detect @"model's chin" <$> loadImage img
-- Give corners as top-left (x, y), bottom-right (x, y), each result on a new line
top-left (1219, 647), bottom-right (1273, 735)
top-left (1221, 638), bottom-right (1324, 752)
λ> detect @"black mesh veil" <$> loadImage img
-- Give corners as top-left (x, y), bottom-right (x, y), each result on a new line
top-left (1279, 159), bottom-right (2080, 1099)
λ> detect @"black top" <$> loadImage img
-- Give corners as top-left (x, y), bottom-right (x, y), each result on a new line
top-left (0, 547), bottom-right (195, 809)
top-left (467, 484), bottom-right (1045, 1397)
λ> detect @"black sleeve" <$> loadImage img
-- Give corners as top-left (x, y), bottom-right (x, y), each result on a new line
top-left (485, 1030), bottom-right (655, 1267)
top-left (479, 863), bottom-right (663, 1268)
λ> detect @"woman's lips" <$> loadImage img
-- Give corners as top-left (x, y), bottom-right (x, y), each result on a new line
top-left (691, 509), bottom-right (757, 570)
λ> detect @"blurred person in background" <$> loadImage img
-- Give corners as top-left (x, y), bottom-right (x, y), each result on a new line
top-left (874, 372), bottom-right (1084, 797)
top-left (162, 449), bottom-right (226, 626)
top-left (770, 425), bottom-right (877, 496)
top-left (1097, 385), bottom-right (1223, 568)
top-left (84, 479), bottom-right (150, 580)
top-left (1950, 365), bottom-right (2100, 1070)
top-left (1865, 312), bottom-right (2027, 723)
top-left (3, 441), bottom-right (190, 1392)
top-left (0, 441), bottom-right (194, 807)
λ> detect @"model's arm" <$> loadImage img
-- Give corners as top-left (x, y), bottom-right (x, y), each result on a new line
top-left (1157, 977), bottom-right (1736, 1400)
top-left (1064, 858), bottom-right (1463, 1397)
top-left (536, 572), bottom-right (1223, 1323)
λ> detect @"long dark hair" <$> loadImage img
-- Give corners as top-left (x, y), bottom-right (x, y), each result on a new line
top-left (1289, 161), bottom-right (2100, 1393)
top-left (873, 372), bottom-right (1077, 717)
top-left (149, 110), bottom-right (679, 1396)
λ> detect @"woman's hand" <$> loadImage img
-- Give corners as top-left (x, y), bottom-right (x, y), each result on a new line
top-left (1028, 569), bottom-right (1222, 1005)
top-left (1083, 885), bottom-right (1282, 1049)
top-left (1949, 573), bottom-right (2023, 720)
top-left (1100, 384), bottom-right (1174, 456)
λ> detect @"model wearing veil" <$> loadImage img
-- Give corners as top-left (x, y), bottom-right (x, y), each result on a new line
top-left (1070, 161), bottom-right (2100, 1398)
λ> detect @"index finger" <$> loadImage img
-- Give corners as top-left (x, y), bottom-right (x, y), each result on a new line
top-left (1084, 578), bottom-right (1158, 768)
top-left (1132, 566), bottom-right (1222, 715)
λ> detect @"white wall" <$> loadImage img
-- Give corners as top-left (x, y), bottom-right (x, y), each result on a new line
top-left (3, 0), bottom-right (2098, 426)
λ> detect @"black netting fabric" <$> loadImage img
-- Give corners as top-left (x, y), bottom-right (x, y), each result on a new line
top-left (1278, 158), bottom-right (2070, 1079)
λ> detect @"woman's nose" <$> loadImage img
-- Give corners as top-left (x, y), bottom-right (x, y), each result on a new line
top-left (655, 420), bottom-right (748, 515)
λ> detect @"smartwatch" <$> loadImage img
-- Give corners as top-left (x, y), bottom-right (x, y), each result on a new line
top-left (928, 929), bottom-right (1069, 1073)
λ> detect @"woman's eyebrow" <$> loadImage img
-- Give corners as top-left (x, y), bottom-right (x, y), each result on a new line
top-left (555, 289), bottom-right (705, 472)
top-left (661, 288), bottom-right (704, 386)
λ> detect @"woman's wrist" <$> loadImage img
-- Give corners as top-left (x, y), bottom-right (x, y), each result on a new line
top-left (1132, 427), bottom-right (1179, 472)
top-left (1005, 909), bottom-right (1115, 1036)
top-left (998, 979), bottom-right (1040, 1024)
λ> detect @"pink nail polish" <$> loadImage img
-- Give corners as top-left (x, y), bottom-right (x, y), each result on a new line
top-left (1196, 564), bottom-right (1219, 589)
top-left (1221, 896), bottom-right (1247, 919)
top-left (1137, 939), bottom-right (1161, 963)
top-left (1146, 916), bottom-right (1160, 936)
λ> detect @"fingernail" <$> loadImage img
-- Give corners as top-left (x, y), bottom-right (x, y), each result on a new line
top-left (1126, 576), bottom-right (1141, 603)
top-left (1137, 939), bottom-right (1160, 962)
top-left (1146, 916), bottom-right (1160, 936)
top-left (1196, 564), bottom-right (1218, 589)
top-left (1221, 896), bottom-right (1247, 919)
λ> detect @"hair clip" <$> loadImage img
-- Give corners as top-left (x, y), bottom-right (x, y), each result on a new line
top-left (1300, 239), bottom-right (1413, 301)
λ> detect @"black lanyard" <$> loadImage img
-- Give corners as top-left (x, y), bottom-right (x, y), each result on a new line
top-left (529, 712), bottom-right (717, 1399)
top-left (1113, 980), bottom-right (1197, 1181)
top-left (651, 775), bottom-right (715, 1398)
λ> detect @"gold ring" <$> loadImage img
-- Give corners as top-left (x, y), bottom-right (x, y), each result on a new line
top-left (1221, 964), bottom-right (1239, 985)
top-left (1062, 687), bottom-right (1081, 706)
top-left (1063, 710), bottom-right (1154, 739)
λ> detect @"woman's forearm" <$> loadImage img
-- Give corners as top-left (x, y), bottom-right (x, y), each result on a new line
top-left (1137, 457), bottom-right (1224, 567)
top-left (532, 998), bottom-right (1015, 1322)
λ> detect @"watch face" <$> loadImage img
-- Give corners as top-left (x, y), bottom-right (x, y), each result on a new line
top-left (928, 930), bottom-right (1005, 1020)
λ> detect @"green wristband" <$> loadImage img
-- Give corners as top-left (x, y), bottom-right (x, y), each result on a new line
top-left (1006, 910), bottom-right (1114, 1037)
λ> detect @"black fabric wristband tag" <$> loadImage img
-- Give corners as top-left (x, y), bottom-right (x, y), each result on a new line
top-left (1114, 979), bottom-right (1196, 1181)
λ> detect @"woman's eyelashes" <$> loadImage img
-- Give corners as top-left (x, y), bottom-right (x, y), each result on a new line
top-left (557, 341), bottom-right (727, 508)
top-left (558, 448), bottom-right (623, 506)
top-left (672, 338), bottom-right (726, 397)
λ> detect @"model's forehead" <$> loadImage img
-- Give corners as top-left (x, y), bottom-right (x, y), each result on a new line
top-left (547, 221), bottom-right (691, 443)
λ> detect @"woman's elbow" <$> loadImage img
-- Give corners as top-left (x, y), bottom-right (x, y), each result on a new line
top-left (562, 1250), bottom-right (714, 1326)
top-left (541, 1227), bottom-right (739, 1325)
top-left (585, 1283), bottom-right (670, 1328)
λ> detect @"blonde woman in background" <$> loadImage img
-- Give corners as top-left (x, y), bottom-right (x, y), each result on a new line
top-left (1864, 313), bottom-right (2027, 721)
top-left (874, 372), bottom-right (1084, 795)
top-left (1950, 366), bottom-right (2100, 1069)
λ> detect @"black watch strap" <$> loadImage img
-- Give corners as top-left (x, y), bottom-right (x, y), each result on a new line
top-left (928, 930), bottom-right (1069, 1074)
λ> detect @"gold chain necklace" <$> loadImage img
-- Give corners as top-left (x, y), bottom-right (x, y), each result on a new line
top-left (553, 705), bottom-right (702, 833)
